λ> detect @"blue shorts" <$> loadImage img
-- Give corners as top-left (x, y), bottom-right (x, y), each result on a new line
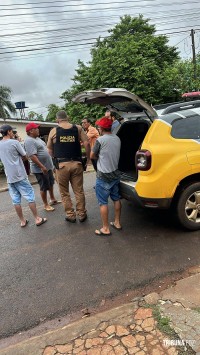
top-left (8, 178), bottom-right (35, 205)
top-left (95, 178), bottom-right (120, 205)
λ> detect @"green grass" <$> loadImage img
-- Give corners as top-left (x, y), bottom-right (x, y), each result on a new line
top-left (144, 304), bottom-right (196, 355)
top-left (192, 307), bottom-right (200, 313)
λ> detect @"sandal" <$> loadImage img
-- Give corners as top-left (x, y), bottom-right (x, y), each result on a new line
top-left (44, 205), bottom-right (55, 211)
top-left (36, 217), bottom-right (47, 226)
top-left (21, 219), bottom-right (29, 228)
top-left (95, 229), bottom-right (111, 236)
top-left (110, 222), bottom-right (122, 230)
top-left (49, 200), bottom-right (62, 206)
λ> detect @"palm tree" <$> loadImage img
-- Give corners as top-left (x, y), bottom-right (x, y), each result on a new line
top-left (0, 85), bottom-right (16, 120)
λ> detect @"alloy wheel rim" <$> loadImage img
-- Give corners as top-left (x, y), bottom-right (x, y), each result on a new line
top-left (185, 190), bottom-right (200, 223)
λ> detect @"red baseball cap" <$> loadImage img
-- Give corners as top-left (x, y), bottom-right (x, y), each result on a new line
top-left (26, 122), bottom-right (40, 132)
top-left (95, 117), bottom-right (112, 129)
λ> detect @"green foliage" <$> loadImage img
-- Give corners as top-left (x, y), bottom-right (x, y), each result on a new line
top-left (28, 111), bottom-right (44, 121)
top-left (0, 85), bottom-right (16, 119)
top-left (172, 54), bottom-right (200, 94)
top-left (61, 15), bottom-right (181, 122)
top-left (46, 104), bottom-right (63, 122)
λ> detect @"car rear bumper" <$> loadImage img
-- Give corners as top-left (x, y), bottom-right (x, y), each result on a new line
top-left (120, 180), bottom-right (172, 209)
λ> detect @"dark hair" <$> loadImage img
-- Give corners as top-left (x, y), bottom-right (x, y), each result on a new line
top-left (1, 131), bottom-right (8, 137)
top-left (111, 112), bottom-right (118, 118)
top-left (83, 117), bottom-right (91, 124)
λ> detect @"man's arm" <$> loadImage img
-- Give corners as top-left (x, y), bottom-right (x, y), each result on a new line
top-left (48, 148), bottom-right (53, 157)
top-left (25, 139), bottom-right (48, 174)
top-left (79, 126), bottom-right (91, 161)
top-left (90, 140), bottom-right (100, 160)
top-left (47, 128), bottom-right (56, 157)
top-left (90, 151), bottom-right (97, 160)
top-left (87, 126), bottom-right (99, 139)
top-left (83, 140), bottom-right (91, 161)
top-left (29, 155), bottom-right (48, 174)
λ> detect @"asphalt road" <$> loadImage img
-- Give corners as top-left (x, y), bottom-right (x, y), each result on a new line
top-left (0, 172), bottom-right (200, 339)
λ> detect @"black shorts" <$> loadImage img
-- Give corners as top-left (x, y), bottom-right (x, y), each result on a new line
top-left (35, 170), bottom-right (54, 191)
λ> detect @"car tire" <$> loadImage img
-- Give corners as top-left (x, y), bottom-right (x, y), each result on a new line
top-left (176, 182), bottom-right (200, 230)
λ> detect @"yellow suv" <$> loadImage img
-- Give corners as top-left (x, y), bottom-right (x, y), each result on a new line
top-left (73, 88), bottom-right (200, 231)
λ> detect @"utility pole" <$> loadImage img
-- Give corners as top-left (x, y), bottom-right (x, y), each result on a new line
top-left (190, 29), bottom-right (197, 83)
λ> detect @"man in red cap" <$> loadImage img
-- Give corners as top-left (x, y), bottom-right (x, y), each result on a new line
top-left (90, 117), bottom-right (122, 236)
top-left (24, 122), bottom-right (61, 211)
top-left (0, 124), bottom-right (47, 227)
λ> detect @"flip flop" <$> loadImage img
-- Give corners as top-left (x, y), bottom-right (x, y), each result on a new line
top-left (49, 200), bottom-right (62, 206)
top-left (44, 205), bottom-right (55, 211)
top-left (95, 229), bottom-right (111, 236)
top-left (110, 222), bottom-right (122, 231)
top-left (36, 217), bottom-right (47, 226)
top-left (21, 219), bottom-right (29, 228)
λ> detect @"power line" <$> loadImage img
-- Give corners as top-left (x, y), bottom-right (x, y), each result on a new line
top-left (0, 25), bottom-right (197, 55)
top-left (0, 29), bottom-right (194, 63)
top-left (0, 38), bottom-right (101, 55)
top-left (0, 24), bottom-right (198, 52)
top-left (0, 0), bottom-right (139, 12)
top-left (0, 28), bottom-right (111, 50)
top-left (2, 23), bottom-right (194, 48)
top-left (0, 18), bottom-right (200, 54)
top-left (0, 1), bottom-right (197, 18)
top-left (1, 6), bottom-right (200, 34)
top-left (1, 10), bottom-right (200, 39)
top-left (1, 7), bottom-right (199, 28)
top-left (0, 44), bottom-right (93, 63)
top-left (0, 0), bottom-right (197, 11)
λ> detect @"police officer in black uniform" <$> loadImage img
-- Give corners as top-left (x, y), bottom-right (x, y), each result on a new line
top-left (47, 110), bottom-right (90, 223)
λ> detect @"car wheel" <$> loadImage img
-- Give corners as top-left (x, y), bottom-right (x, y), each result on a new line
top-left (176, 182), bottom-right (200, 230)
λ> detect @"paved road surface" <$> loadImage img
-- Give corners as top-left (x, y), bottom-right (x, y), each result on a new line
top-left (0, 172), bottom-right (200, 339)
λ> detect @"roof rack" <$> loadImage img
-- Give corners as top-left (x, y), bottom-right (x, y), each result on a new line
top-left (161, 100), bottom-right (200, 115)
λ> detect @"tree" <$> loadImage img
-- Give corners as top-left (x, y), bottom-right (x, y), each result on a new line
top-left (28, 111), bottom-right (44, 121)
top-left (46, 104), bottom-right (62, 122)
top-left (0, 85), bottom-right (16, 119)
top-left (61, 15), bottom-right (180, 122)
top-left (173, 54), bottom-right (200, 94)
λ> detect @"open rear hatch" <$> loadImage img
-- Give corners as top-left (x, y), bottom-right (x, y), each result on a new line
top-left (72, 88), bottom-right (157, 181)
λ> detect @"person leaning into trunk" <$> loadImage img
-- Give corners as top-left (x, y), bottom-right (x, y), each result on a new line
top-left (0, 124), bottom-right (47, 227)
top-left (47, 110), bottom-right (90, 223)
top-left (90, 117), bottom-right (122, 236)
top-left (81, 117), bottom-right (99, 171)
top-left (24, 122), bottom-right (61, 212)
top-left (111, 111), bottom-right (121, 133)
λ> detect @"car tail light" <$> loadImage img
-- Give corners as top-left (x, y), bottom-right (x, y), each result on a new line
top-left (136, 150), bottom-right (151, 170)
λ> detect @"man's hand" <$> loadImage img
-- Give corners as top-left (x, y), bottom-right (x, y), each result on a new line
top-left (29, 155), bottom-right (48, 174)
top-left (22, 155), bottom-right (28, 161)
top-left (41, 166), bottom-right (48, 175)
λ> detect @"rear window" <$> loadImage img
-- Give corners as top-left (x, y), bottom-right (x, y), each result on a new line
top-left (171, 115), bottom-right (200, 139)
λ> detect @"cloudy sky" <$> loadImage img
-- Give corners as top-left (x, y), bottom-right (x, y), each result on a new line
top-left (1, 0), bottom-right (200, 119)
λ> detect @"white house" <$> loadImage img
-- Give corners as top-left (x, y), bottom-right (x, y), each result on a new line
top-left (0, 118), bottom-right (57, 141)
